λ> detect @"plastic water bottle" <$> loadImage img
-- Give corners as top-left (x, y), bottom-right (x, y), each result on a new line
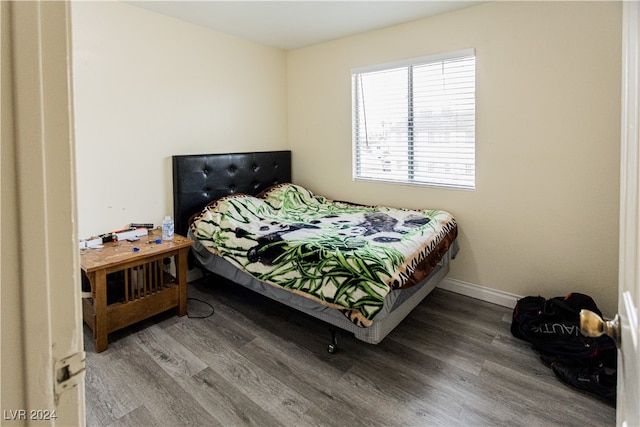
top-left (162, 215), bottom-right (174, 240)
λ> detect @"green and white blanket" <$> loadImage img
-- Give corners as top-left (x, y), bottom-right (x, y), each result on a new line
top-left (191, 184), bottom-right (457, 327)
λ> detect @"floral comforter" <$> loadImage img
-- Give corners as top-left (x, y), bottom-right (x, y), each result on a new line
top-left (190, 183), bottom-right (457, 327)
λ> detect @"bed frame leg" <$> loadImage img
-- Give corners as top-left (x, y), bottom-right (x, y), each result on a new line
top-left (327, 328), bottom-right (338, 354)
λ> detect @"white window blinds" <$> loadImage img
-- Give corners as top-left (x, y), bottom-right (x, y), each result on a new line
top-left (352, 49), bottom-right (476, 189)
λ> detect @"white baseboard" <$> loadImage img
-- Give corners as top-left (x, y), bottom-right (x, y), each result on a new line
top-left (188, 267), bottom-right (519, 309)
top-left (437, 277), bottom-right (520, 309)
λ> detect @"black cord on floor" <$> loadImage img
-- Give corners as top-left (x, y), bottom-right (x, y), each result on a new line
top-left (187, 297), bottom-right (215, 318)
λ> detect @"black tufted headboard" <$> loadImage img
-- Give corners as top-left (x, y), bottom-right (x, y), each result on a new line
top-left (172, 150), bottom-right (292, 238)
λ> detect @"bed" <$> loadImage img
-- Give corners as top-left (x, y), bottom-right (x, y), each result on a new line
top-left (172, 150), bottom-right (458, 352)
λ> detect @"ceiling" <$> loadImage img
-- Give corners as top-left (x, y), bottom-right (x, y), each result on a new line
top-left (125, 1), bottom-right (484, 51)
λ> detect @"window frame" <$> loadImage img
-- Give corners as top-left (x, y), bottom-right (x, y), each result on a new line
top-left (351, 48), bottom-right (476, 190)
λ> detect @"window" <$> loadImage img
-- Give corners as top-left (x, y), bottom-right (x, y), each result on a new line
top-left (352, 49), bottom-right (476, 189)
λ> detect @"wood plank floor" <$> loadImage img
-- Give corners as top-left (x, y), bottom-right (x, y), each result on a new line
top-left (84, 275), bottom-right (615, 426)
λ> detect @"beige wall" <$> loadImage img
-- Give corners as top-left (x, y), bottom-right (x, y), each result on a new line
top-left (72, 1), bottom-right (622, 315)
top-left (71, 1), bottom-right (288, 238)
top-left (287, 1), bottom-right (622, 315)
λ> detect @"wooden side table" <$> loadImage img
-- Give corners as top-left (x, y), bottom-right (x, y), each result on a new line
top-left (80, 230), bottom-right (193, 352)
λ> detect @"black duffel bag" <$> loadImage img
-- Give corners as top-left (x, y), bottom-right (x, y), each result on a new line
top-left (511, 292), bottom-right (616, 365)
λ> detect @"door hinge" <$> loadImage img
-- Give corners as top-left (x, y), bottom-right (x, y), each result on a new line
top-left (54, 351), bottom-right (86, 397)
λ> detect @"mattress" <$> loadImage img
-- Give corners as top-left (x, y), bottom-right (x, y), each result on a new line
top-left (189, 229), bottom-right (458, 344)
